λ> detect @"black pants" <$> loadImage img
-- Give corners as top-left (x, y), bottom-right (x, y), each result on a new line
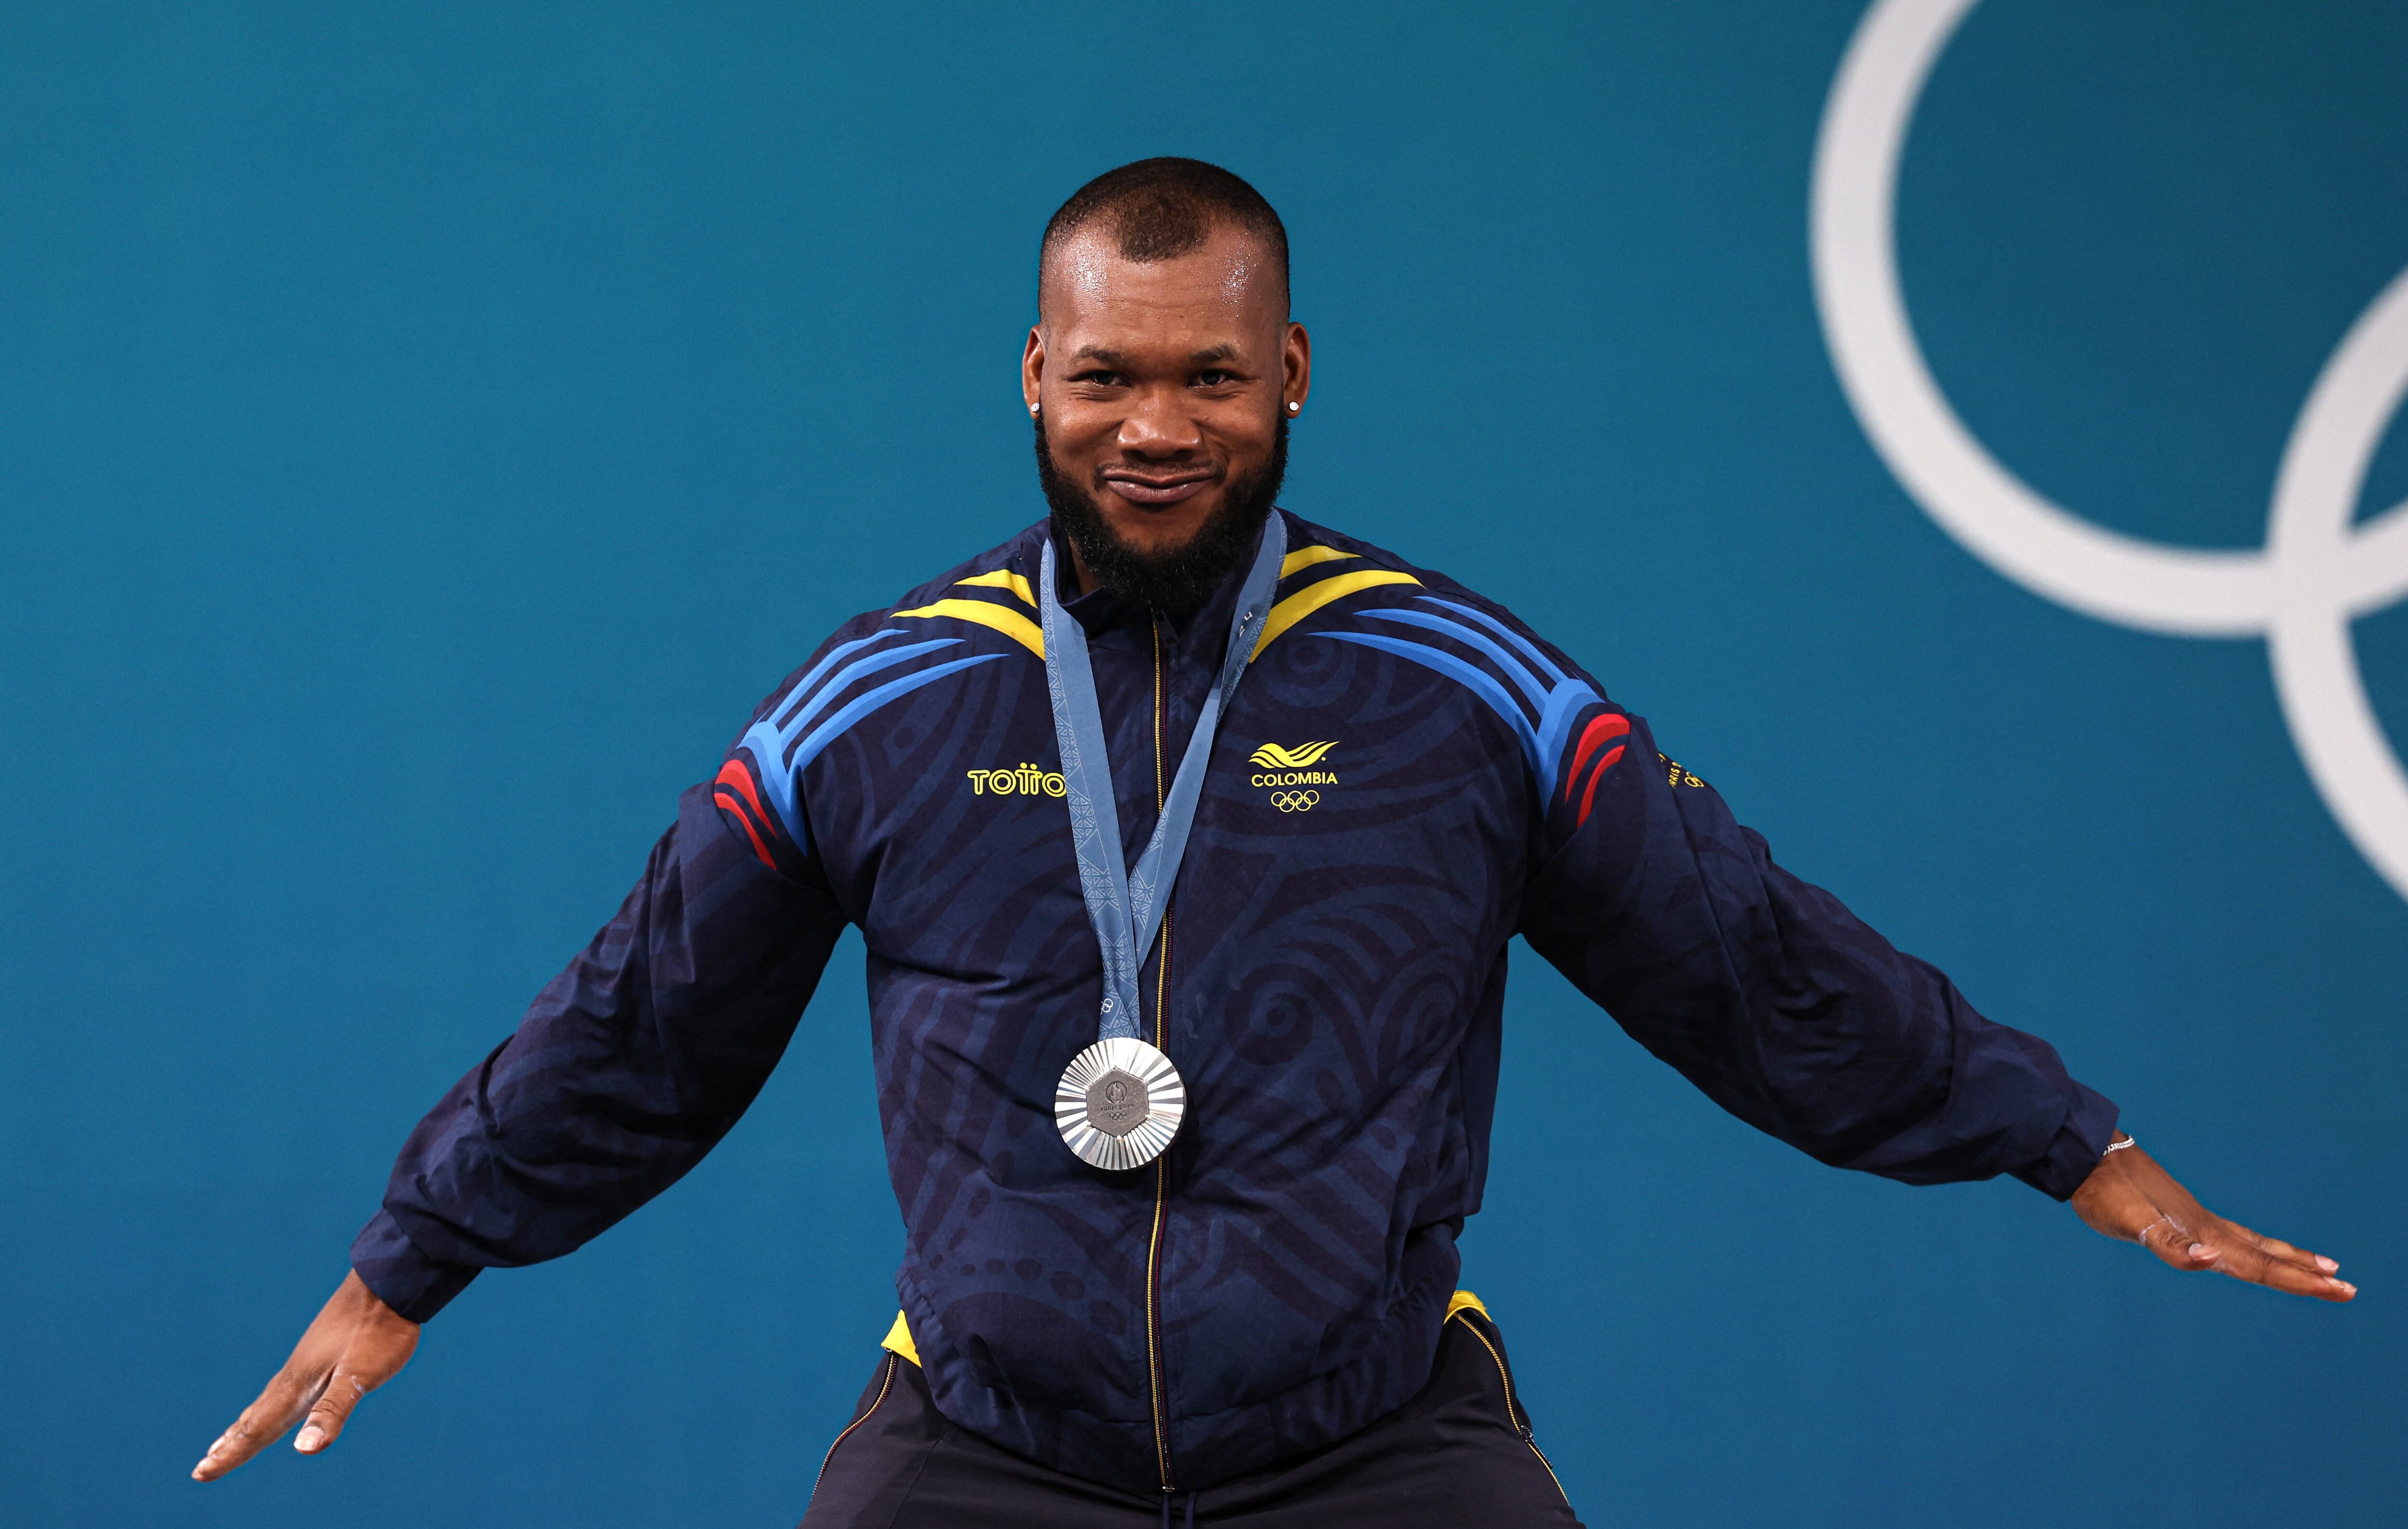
top-left (799, 1305), bottom-right (1586, 1528)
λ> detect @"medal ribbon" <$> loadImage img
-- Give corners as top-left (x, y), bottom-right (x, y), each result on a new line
top-left (1037, 514), bottom-right (1286, 1044)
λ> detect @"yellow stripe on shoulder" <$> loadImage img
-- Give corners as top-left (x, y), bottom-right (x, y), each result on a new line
top-left (892, 597), bottom-right (1045, 658)
top-left (1281, 544), bottom-right (1358, 578)
top-left (1251, 568), bottom-right (1422, 659)
top-left (1445, 1289), bottom-right (1489, 1322)
top-left (880, 1309), bottom-right (920, 1366)
top-left (953, 567), bottom-right (1035, 607)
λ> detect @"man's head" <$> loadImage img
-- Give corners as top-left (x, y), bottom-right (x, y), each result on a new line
top-left (1023, 158), bottom-right (1309, 608)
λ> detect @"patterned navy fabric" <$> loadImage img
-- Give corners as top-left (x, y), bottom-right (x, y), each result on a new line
top-left (354, 510), bottom-right (2117, 1493)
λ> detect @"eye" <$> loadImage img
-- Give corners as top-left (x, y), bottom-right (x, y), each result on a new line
top-left (1071, 369), bottom-right (1125, 387)
top-left (1194, 369), bottom-right (1237, 388)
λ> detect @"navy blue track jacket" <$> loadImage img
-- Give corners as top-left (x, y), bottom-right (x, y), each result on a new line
top-left (353, 510), bottom-right (2118, 1494)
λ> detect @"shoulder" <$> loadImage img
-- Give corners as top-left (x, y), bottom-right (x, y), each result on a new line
top-left (875, 521), bottom-right (1050, 660)
top-left (723, 524), bottom-right (1048, 838)
top-left (760, 519), bottom-right (1049, 721)
top-left (1256, 512), bottom-right (1562, 665)
top-left (1260, 512), bottom-right (1618, 804)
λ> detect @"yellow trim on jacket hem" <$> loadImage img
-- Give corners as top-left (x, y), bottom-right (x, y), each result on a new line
top-left (881, 1310), bottom-right (920, 1366)
top-left (878, 1291), bottom-right (1486, 1372)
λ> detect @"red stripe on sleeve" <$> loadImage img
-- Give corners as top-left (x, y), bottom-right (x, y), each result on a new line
top-left (716, 758), bottom-right (772, 823)
top-left (1565, 713), bottom-right (1631, 801)
top-left (1575, 744), bottom-right (1625, 829)
top-left (714, 788), bottom-right (777, 869)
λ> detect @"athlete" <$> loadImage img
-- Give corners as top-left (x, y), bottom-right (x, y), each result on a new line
top-left (193, 159), bottom-right (2355, 1526)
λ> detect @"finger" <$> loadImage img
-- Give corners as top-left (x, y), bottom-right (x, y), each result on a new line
top-left (295, 1364), bottom-right (377, 1454)
top-left (2203, 1212), bottom-right (2343, 1279)
top-left (192, 1367), bottom-right (326, 1482)
top-left (2196, 1228), bottom-right (2357, 1303)
top-left (2243, 1228), bottom-right (2340, 1275)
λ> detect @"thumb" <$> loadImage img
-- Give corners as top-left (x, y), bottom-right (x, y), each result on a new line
top-left (292, 1303), bottom-right (419, 1456)
top-left (293, 1362), bottom-right (375, 1454)
top-left (2134, 1211), bottom-right (2220, 1272)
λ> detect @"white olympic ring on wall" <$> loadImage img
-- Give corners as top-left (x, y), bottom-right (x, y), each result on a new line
top-left (1811, 0), bottom-right (2408, 902)
top-left (1269, 790), bottom-right (1321, 813)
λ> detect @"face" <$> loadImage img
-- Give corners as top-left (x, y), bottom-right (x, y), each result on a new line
top-left (1024, 224), bottom-right (1309, 597)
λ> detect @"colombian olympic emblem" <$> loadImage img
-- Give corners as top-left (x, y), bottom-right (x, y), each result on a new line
top-left (1269, 790), bottom-right (1321, 813)
top-left (1813, 0), bottom-right (2408, 901)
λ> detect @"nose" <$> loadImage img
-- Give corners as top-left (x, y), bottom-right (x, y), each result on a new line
top-left (1117, 385), bottom-right (1204, 459)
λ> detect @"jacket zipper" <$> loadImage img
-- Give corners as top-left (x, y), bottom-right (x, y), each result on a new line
top-left (1144, 613), bottom-right (1176, 1494)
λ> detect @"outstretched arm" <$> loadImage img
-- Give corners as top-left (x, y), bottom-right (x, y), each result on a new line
top-left (1520, 703), bottom-right (2351, 1301)
top-left (195, 764), bottom-right (849, 1481)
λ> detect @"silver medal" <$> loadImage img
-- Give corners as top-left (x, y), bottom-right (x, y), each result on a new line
top-left (1055, 1035), bottom-right (1186, 1171)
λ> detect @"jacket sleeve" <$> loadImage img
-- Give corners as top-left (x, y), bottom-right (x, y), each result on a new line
top-left (1518, 702), bottom-right (2117, 1199)
top-left (351, 739), bottom-right (848, 1322)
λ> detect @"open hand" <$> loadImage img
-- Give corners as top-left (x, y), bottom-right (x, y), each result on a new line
top-left (191, 1270), bottom-right (421, 1481)
top-left (2072, 1138), bottom-right (2355, 1302)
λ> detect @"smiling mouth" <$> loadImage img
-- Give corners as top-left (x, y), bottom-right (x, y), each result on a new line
top-left (1099, 469), bottom-right (1218, 507)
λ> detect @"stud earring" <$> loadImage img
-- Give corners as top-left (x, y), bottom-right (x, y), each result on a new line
top-left (1030, 403), bottom-right (1040, 415)
top-left (1287, 401), bottom-right (1301, 414)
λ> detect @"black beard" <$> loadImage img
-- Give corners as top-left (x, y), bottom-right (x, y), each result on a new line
top-left (1035, 416), bottom-right (1287, 611)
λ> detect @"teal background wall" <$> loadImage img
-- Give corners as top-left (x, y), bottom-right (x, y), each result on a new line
top-left (2, 1), bottom-right (2401, 1523)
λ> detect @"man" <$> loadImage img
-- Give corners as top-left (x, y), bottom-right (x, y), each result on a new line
top-left (193, 159), bottom-right (2353, 1526)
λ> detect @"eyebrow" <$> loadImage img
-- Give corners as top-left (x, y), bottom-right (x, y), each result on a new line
top-left (1066, 344), bottom-right (1244, 367)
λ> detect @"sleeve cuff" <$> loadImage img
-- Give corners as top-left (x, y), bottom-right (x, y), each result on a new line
top-left (2011, 1080), bottom-right (2121, 1201)
top-left (351, 1209), bottom-right (482, 1324)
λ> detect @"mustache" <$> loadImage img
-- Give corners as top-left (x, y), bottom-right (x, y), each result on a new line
top-left (1092, 460), bottom-right (1222, 487)
top-left (1034, 416), bottom-right (1287, 610)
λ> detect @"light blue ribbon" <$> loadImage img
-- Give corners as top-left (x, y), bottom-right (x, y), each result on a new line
top-left (1037, 515), bottom-right (1287, 1043)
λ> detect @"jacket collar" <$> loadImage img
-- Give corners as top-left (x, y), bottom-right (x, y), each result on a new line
top-left (1039, 511), bottom-right (1285, 670)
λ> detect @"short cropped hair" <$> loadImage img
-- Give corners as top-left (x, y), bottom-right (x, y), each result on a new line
top-left (1040, 158), bottom-right (1290, 310)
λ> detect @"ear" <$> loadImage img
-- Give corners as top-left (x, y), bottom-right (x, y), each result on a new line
top-left (1022, 326), bottom-right (1046, 415)
top-left (1282, 321), bottom-right (1311, 412)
